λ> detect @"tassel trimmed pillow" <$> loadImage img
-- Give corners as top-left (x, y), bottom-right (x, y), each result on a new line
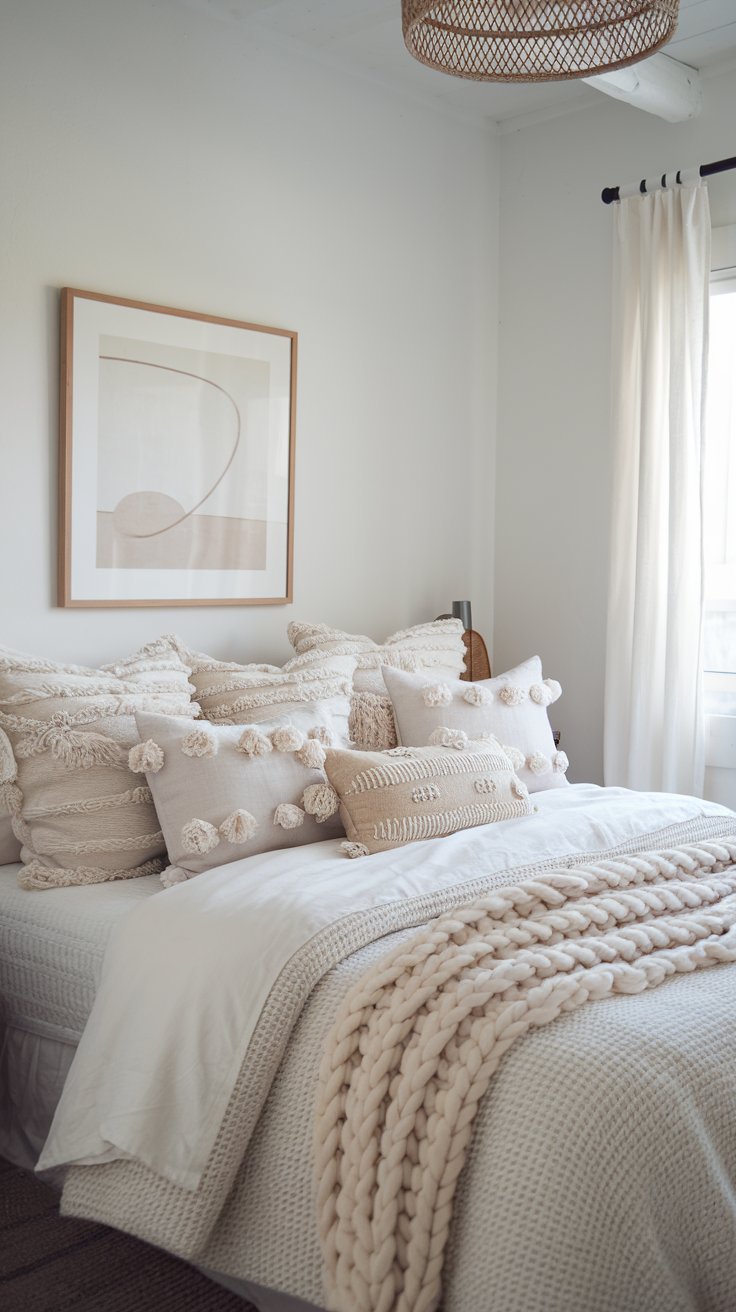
top-left (381, 656), bottom-right (569, 794)
top-left (0, 638), bottom-right (198, 890)
top-left (324, 741), bottom-right (532, 857)
top-left (132, 708), bottom-right (345, 887)
top-left (170, 637), bottom-right (356, 745)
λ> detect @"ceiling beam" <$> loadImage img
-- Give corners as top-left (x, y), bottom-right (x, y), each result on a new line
top-left (583, 53), bottom-right (702, 122)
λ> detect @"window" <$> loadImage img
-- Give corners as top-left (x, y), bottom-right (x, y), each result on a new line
top-left (704, 256), bottom-right (736, 718)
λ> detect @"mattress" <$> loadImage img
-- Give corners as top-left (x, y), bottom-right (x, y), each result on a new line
top-left (0, 863), bottom-right (161, 1042)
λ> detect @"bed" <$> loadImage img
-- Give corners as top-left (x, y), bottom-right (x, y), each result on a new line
top-left (3, 783), bottom-right (736, 1312)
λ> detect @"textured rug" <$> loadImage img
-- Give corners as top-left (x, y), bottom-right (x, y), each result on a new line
top-left (0, 1157), bottom-right (254, 1310)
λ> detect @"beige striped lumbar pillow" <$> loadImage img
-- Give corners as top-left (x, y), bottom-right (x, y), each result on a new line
top-left (323, 741), bottom-right (532, 857)
top-left (0, 637), bottom-right (197, 890)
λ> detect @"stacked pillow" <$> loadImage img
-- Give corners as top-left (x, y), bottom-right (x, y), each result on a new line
top-left (0, 638), bottom-right (197, 889)
top-left (381, 656), bottom-right (568, 794)
top-left (287, 620), bottom-right (466, 751)
top-left (1, 627), bottom-right (566, 887)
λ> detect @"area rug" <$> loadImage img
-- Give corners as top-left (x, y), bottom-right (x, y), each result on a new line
top-left (0, 1157), bottom-right (254, 1310)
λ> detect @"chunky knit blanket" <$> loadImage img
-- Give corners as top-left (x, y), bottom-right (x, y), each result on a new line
top-left (315, 839), bottom-right (736, 1312)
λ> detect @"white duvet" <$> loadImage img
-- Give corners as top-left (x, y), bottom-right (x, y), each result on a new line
top-left (38, 784), bottom-right (733, 1191)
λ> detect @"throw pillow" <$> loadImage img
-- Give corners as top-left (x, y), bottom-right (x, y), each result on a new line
top-left (133, 707), bottom-right (345, 886)
top-left (324, 741), bottom-right (532, 857)
top-left (287, 619), bottom-right (466, 751)
top-left (381, 656), bottom-right (569, 794)
top-left (173, 638), bottom-right (355, 744)
top-left (0, 637), bottom-right (197, 890)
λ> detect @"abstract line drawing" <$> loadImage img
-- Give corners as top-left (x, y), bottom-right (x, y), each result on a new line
top-left (59, 288), bottom-right (296, 607)
top-left (98, 356), bottom-right (242, 540)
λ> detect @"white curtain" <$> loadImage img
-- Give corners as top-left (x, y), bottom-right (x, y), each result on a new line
top-left (604, 182), bottom-right (711, 796)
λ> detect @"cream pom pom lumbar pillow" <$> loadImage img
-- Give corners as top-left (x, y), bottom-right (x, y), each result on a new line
top-left (132, 707), bottom-right (345, 886)
top-left (381, 655), bottom-right (568, 794)
top-left (287, 619), bottom-right (466, 751)
top-left (324, 741), bottom-right (532, 857)
top-left (0, 637), bottom-right (198, 890)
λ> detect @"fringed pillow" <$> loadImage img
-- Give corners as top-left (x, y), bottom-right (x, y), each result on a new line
top-left (0, 638), bottom-right (198, 890)
top-left (287, 619), bottom-right (466, 751)
top-left (324, 741), bottom-right (532, 858)
top-left (132, 707), bottom-right (345, 887)
top-left (381, 656), bottom-right (568, 794)
top-left (171, 637), bottom-right (355, 745)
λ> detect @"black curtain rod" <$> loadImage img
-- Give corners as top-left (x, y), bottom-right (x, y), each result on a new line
top-left (601, 154), bottom-right (736, 205)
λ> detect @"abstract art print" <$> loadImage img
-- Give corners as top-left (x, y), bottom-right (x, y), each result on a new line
top-left (58, 289), bottom-right (296, 606)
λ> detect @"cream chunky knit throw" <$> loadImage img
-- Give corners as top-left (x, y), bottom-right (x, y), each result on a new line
top-left (315, 839), bottom-right (736, 1312)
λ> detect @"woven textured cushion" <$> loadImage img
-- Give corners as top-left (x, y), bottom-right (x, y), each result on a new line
top-left (382, 656), bottom-right (569, 794)
top-left (0, 637), bottom-right (197, 890)
top-left (324, 741), bottom-right (532, 856)
top-left (173, 639), bottom-right (355, 744)
top-left (134, 708), bottom-right (345, 886)
top-left (288, 619), bottom-right (466, 751)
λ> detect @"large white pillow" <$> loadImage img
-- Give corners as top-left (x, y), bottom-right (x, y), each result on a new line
top-left (381, 656), bottom-right (569, 794)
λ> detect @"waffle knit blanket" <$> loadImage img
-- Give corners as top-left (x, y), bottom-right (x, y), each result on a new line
top-left (315, 839), bottom-right (736, 1312)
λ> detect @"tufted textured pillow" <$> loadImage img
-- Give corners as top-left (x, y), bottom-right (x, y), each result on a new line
top-left (0, 638), bottom-right (197, 890)
top-left (324, 741), bottom-right (532, 857)
top-left (287, 620), bottom-right (466, 751)
top-left (172, 638), bottom-right (355, 745)
top-left (382, 656), bottom-right (569, 794)
top-left (133, 708), bottom-right (345, 886)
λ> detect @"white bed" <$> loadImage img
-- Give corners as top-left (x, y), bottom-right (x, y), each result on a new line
top-left (3, 784), bottom-right (736, 1312)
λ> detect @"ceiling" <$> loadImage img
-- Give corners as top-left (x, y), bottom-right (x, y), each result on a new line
top-left (179, 0), bottom-right (736, 126)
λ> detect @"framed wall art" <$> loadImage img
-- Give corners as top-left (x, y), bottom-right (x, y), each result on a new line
top-left (58, 288), bottom-right (296, 607)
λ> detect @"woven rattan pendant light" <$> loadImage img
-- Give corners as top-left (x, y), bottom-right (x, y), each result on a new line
top-left (401, 1), bottom-right (680, 83)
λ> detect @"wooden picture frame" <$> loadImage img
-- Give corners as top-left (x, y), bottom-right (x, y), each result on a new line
top-left (58, 288), bottom-right (296, 608)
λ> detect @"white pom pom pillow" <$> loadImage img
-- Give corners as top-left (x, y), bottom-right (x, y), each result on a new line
top-left (132, 707), bottom-right (345, 886)
top-left (381, 656), bottom-right (568, 794)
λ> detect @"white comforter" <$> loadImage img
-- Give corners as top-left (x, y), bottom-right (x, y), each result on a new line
top-left (39, 784), bottom-right (732, 1189)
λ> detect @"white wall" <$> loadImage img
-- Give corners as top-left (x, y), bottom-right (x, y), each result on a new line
top-left (0, 0), bottom-right (499, 667)
top-left (495, 70), bottom-right (736, 788)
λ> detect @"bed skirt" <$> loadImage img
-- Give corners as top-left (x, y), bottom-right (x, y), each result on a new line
top-left (0, 1022), bottom-right (326, 1312)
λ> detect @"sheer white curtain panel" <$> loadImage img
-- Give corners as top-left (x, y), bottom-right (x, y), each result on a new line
top-left (604, 182), bottom-right (711, 795)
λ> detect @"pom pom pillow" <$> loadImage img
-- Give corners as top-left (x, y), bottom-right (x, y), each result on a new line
top-left (323, 741), bottom-right (532, 857)
top-left (287, 619), bottom-right (466, 751)
top-left (381, 656), bottom-right (568, 795)
top-left (0, 638), bottom-right (197, 890)
top-left (132, 708), bottom-right (345, 886)
top-left (172, 638), bottom-right (356, 745)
